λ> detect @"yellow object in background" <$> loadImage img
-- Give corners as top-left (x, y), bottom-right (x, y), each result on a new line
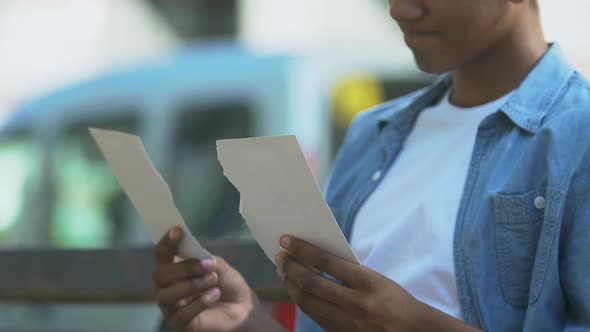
top-left (332, 75), bottom-right (385, 128)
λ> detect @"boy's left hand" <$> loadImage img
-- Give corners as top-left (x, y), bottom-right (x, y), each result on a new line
top-left (275, 236), bottom-right (422, 332)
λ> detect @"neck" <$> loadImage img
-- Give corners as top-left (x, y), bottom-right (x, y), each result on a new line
top-left (451, 16), bottom-right (547, 107)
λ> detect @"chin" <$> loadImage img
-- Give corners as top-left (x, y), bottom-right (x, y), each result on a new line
top-left (414, 56), bottom-right (451, 74)
top-left (411, 50), bottom-right (456, 74)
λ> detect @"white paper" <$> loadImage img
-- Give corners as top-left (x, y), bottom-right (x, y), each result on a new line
top-left (217, 135), bottom-right (359, 265)
top-left (89, 128), bottom-right (213, 261)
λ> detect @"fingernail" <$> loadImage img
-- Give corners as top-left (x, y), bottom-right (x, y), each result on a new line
top-left (275, 252), bottom-right (285, 266)
top-left (203, 287), bottom-right (221, 304)
top-left (169, 227), bottom-right (182, 240)
top-left (280, 236), bottom-right (290, 249)
top-left (201, 259), bottom-right (217, 272)
top-left (204, 272), bottom-right (217, 285)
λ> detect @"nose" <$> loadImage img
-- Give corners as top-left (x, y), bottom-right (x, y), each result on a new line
top-left (390, 0), bottom-right (425, 21)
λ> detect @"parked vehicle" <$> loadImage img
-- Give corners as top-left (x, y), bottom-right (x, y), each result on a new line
top-left (0, 43), bottom-right (327, 331)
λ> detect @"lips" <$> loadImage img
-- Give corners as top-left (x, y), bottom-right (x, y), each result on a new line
top-left (398, 22), bottom-right (438, 36)
top-left (401, 30), bottom-right (441, 50)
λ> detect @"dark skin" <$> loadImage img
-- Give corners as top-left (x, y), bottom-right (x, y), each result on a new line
top-left (153, 228), bottom-right (286, 331)
top-left (391, 0), bottom-right (547, 106)
top-left (276, 236), bottom-right (480, 332)
top-left (155, 1), bottom-right (548, 331)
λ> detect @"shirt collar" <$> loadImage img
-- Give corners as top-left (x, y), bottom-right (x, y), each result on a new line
top-left (376, 74), bottom-right (450, 142)
top-left (377, 43), bottom-right (575, 135)
top-left (501, 43), bottom-right (575, 133)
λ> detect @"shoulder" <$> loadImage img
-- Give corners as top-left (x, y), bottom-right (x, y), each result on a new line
top-left (546, 71), bottom-right (590, 126)
top-left (342, 87), bottom-right (428, 144)
top-left (332, 87), bottom-right (427, 164)
top-left (325, 87), bottom-right (430, 199)
top-left (560, 71), bottom-right (590, 107)
top-left (545, 72), bottom-right (590, 201)
top-left (542, 71), bottom-right (590, 158)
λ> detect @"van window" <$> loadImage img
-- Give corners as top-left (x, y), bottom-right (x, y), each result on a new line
top-left (0, 136), bottom-right (39, 247)
top-left (170, 102), bottom-right (253, 240)
top-left (50, 115), bottom-right (138, 248)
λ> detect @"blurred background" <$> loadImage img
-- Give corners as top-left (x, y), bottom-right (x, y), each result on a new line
top-left (0, 0), bottom-right (588, 331)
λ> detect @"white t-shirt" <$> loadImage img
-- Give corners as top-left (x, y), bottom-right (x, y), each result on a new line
top-left (350, 89), bottom-right (513, 319)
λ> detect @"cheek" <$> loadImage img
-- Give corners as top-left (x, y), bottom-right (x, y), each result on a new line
top-left (447, 13), bottom-right (509, 60)
top-left (412, 1), bottom-right (508, 73)
top-left (442, 1), bottom-right (509, 51)
top-left (408, 28), bottom-right (475, 73)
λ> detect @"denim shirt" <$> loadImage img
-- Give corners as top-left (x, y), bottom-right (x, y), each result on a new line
top-left (297, 44), bottom-right (590, 331)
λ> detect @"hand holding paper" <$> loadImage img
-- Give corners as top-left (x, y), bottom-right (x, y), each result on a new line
top-left (92, 129), bottom-right (359, 331)
top-left (90, 128), bottom-right (356, 267)
top-left (217, 135), bottom-right (359, 265)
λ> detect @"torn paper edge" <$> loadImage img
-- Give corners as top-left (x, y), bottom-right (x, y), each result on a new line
top-left (216, 136), bottom-right (360, 265)
top-left (89, 127), bottom-right (213, 261)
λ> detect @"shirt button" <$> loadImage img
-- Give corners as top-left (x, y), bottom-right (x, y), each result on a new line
top-left (372, 170), bottom-right (382, 182)
top-left (534, 196), bottom-right (546, 210)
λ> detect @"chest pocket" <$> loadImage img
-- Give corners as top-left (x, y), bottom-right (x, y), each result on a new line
top-left (492, 188), bottom-right (564, 307)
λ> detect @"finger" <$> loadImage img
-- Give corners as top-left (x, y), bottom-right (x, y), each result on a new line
top-left (283, 277), bottom-right (345, 327)
top-left (155, 227), bottom-right (183, 264)
top-left (156, 272), bottom-right (218, 306)
top-left (276, 252), bottom-right (356, 305)
top-left (153, 259), bottom-right (216, 287)
top-left (212, 256), bottom-right (231, 275)
top-left (169, 287), bottom-right (222, 330)
top-left (160, 298), bottom-right (189, 322)
top-left (280, 236), bottom-right (365, 287)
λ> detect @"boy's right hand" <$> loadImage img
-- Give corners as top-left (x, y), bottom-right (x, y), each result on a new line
top-left (153, 227), bottom-right (257, 332)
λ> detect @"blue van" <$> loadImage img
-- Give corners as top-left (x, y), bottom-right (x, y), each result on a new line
top-left (0, 44), bottom-right (327, 331)
top-left (0, 43), bottom-right (328, 248)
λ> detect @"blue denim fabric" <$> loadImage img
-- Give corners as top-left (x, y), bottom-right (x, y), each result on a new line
top-left (297, 44), bottom-right (590, 331)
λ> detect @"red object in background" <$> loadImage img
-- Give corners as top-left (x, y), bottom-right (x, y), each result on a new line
top-left (273, 303), bottom-right (297, 331)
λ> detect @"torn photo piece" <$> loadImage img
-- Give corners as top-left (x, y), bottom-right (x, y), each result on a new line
top-left (217, 135), bottom-right (359, 265)
top-left (89, 128), bottom-right (213, 261)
